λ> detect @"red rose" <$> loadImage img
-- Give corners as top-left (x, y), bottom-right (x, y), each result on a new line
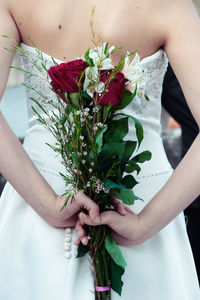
top-left (48, 59), bottom-right (88, 102)
top-left (98, 71), bottom-right (125, 106)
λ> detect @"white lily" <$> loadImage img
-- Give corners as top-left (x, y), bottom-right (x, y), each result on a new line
top-left (83, 66), bottom-right (105, 98)
top-left (89, 42), bottom-right (115, 70)
top-left (122, 52), bottom-right (147, 95)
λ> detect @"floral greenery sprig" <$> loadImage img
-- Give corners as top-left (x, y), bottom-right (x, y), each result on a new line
top-left (3, 24), bottom-right (151, 299)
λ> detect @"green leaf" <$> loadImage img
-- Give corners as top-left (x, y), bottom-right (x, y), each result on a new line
top-left (29, 97), bottom-right (48, 115)
top-left (125, 163), bottom-right (141, 174)
top-left (104, 117), bottom-right (129, 143)
top-left (130, 117), bottom-right (143, 148)
top-left (103, 103), bottom-right (112, 122)
top-left (130, 150), bottom-right (152, 164)
top-left (95, 127), bottom-right (107, 153)
top-left (144, 93), bottom-right (150, 101)
top-left (70, 92), bottom-right (80, 107)
top-left (27, 36), bottom-right (36, 47)
top-left (82, 91), bottom-right (92, 100)
top-left (113, 88), bottom-right (137, 111)
top-left (115, 113), bottom-right (144, 148)
top-left (104, 42), bottom-right (109, 54)
top-left (105, 235), bottom-right (127, 269)
top-left (110, 257), bottom-right (125, 296)
top-left (101, 140), bottom-right (136, 162)
top-left (51, 57), bottom-right (58, 65)
top-left (76, 243), bottom-right (89, 258)
top-left (113, 188), bottom-right (135, 205)
top-left (121, 175), bottom-right (138, 189)
top-left (124, 141), bottom-right (137, 159)
top-left (101, 142), bottom-right (126, 158)
top-left (95, 156), bottom-right (117, 174)
top-left (116, 54), bottom-right (126, 73)
top-left (134, 195), bottom-right (143, 201)
top-left (105, 179), bottom-right (126, 190)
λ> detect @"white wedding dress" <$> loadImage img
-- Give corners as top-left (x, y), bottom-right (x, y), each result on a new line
top-left (0, 43), bottom-right (199, 300)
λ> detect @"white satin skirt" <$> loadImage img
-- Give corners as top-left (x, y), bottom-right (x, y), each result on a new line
top-left (0, 167), bottom-right (199, 300)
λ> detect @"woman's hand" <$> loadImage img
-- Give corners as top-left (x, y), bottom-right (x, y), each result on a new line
top-left (48, 191), bottom-right (100, 228)
top-left (74, 202), bottom-right (144, 246)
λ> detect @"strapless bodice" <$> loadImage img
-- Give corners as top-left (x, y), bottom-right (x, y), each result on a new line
top-left (20, 43), bottom-right (172, 179)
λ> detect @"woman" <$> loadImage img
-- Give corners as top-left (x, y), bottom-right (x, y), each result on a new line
top-left (0, 0), bottom-right (199, 299)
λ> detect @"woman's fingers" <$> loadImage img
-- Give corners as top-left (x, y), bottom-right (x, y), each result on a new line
top-left (78, 210), bottom-right (119, 227)
top-left (112, 197), bottom-right (134, 216)
top-left (115, 202), bottom-right (126, 216)
top-left (75, 220), bottom-right (85, 238)
top-left (79, 212), bottom-right (98, 226)
top-left (74, 237), bottom-right (81, 246)
top-left (124, 205), bottom-right (135, 214)
top-left (75, 191), bottom-right (100, 223)
top-left (74, 220), bottom-right (89, 245)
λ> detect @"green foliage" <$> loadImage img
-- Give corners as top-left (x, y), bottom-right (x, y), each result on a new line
top-left (82, 91), bottom-right (92, 100)
top-left (130, 150), bottom-right (152, 164)
top-left (105, 235), bottom-right (126, 269)
top-left (77, 243), bottom-right (89, 258)
top-left (104, 117), bottom-right (129, 143)
top-left (105, 235), bottom-right (126, 296)
top-left (110, 258), bottom-right (125, 296)
top-left (125, 163), bottom-right (141, 174)
top-left (105, 179), bottom-right (126, 190)
top-left (121, 175), bottom-right (138, 189)
top-left (95, 127), bottom-right (108, 153)
top-left (115, 113), bottom-right (144, 148)
top-left (112, 88), bottom-right (137, 112)
top-left (113, 188), bottom-right (135, 205)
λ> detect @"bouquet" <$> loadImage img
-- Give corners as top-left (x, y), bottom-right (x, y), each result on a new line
top-left (3, 23), bottom-right (151, 300)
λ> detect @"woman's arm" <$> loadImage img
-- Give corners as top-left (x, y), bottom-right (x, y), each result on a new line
top-left (75, 0), bottom-right (200, 245)
top-left (0, 1), bottom-right (100, 228)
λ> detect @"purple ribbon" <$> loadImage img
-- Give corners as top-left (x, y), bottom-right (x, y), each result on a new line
top-left (95, 286), bottom-right (111, 292)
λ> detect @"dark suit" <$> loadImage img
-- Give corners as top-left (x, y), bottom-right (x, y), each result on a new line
top-left (162, 64), bottom-right (200, 283)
